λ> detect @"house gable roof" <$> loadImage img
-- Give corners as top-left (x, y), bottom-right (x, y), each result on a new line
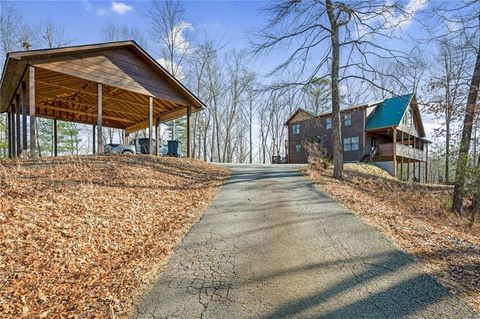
top-left (366, 93), bottom-right (413, 130)
top-left (284, 108), bottom-right (316, 125)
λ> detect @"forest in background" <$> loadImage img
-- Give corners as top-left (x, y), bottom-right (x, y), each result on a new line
top-left (0, 0), bottom-right (478, 187)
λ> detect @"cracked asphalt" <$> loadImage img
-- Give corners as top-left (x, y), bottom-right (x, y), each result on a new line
top-left (131, 164), bottom-right (478, 319)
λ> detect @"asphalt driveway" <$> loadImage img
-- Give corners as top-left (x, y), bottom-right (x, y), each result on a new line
top-left (132, 164), bottom-right (478, 319)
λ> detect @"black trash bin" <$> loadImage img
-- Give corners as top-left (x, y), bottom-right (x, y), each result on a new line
top-left (167, 140), bottom-right (182, 157)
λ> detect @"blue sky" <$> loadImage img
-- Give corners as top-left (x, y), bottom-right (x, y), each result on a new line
top-left (13, 1), bottom-right (264, 52)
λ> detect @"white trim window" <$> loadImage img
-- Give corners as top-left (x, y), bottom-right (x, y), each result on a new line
top-left (326, 117), bottom-right (332, 129)
top-left (343, 136), bottom-right (359, 151)
top-left (295, 143), bottom-right (302, 152)
top-left (344, 113), bottom-right (352, 126)
top-left (292, 123), bottom-right (300, 134)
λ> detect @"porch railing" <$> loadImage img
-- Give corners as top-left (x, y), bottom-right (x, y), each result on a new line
top-left (376, 143), bottom-right (426, 161)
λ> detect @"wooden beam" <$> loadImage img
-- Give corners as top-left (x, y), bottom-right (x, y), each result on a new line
top-left (149, 96), bottom-right (153, 155)
top-left (21, 81), bottom-right (27, 156)
top-left (15, 94), bottom-right (21, 156)
top-left (425, 143), bottom-right (429, 183)
top-left (35, 79), bottom-right (173, 113)
top-left (155, 118), bottom-right (160, 156)
top-left (97, 83), bottom-right (103, 153)
top-left (38, 103), bottom-right (131, 123)
top-left (125, 105), bottom-right (191, 133)
top-left (92, 125), bottom-right (96, 154)
top-left (7, 111), bottom-right (12, 158)
top-left (187, 105), bottom-right (192, 158)
top-left (393, 128), bottom-right (397, 178)
top-left (11, 105), bottom-right (16, 158)
top-left (29, 65), bottom-right (36, 158)
top-left (53, 119), bottom-right (58, 156)
top-left (37, 93), bottom-right (144, 118)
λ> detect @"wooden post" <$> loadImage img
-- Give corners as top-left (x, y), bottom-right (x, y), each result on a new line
top-left (21, 81), bottom-right (27, 157)
top-left (400, 131), bottom-right (404, 181)
top-left (393, 128), bottom-right (397, 178)
top-left (425, 143), bottom-right (429, 183)
top-left (29, 65), bottom-right (36, 158)
top-left (155, 118), bottom-right (160, 156)
top-left (92, 125), bottom-right (96, 154)
top-left (11, 106), bottom-right (16, 158)
top-left (148, 96), bottom-right (153, 155)
top-left (15, 94), bottom-right (21, 156)
top-left (123, 130), bottom-right (129, 144)
top-left (187, 105), bottom-right (192, 158)
top-left (7, 111), bottom-right (12, 158)
top-left (53, 119), bottom-right (58, 156)
top-left (97, 84), bottom-right (103, 153)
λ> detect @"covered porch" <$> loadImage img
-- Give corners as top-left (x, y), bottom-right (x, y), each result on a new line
top-left (1, 41), bottom-right (205, 159)
top-left (364, 127), bottom-right (430, 183)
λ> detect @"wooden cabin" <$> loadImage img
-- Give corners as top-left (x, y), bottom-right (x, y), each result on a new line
top-left (285, 94), bottom-right (430, 182)
top-left (0, 40), bottom-right (206, 158)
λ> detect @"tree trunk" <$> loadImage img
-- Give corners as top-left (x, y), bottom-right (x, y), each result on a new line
top-left (452, 44), bottom-right (480, 213)
top-left (326, 0), bottom-right (343, 179)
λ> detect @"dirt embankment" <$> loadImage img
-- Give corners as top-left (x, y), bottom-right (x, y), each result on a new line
top-left (0, 155), bottom-right (230, 318)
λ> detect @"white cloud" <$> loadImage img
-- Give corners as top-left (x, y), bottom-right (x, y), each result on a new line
top-left (388, 0), bottom-right (428, 30)
top-left (170, 22), bottom-right (194, 55)
top-left (111, 1), bottom-right (133, 15)
top-left (156, 58), bottom-right (185, 79)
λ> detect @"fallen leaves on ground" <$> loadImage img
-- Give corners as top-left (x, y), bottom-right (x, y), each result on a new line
top-left (305, 162), bottom-right (480, 312)
top-left (0, 154), bottom-right (230, 318)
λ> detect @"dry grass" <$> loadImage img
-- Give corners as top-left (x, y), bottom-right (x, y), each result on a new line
top-left (305, 162), bottom-right (480, 312)
top-left (0, 155), bottom-right (230, 318)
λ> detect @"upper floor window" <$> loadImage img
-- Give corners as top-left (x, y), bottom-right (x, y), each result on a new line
top-left (295, 143), bottom-right (302, 152)
top-left (402, 108), bottom-right (415, 128)
top-left (292, 123), bottom-right (300, 134)
top-left (343, 136), bottom-right (359, 151)
top-left (326, 117), bottom-right (332, 129)
top-left (344, 113), bottom-right (352, 126)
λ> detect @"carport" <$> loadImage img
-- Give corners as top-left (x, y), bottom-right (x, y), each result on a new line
top-left (0, 40), bottom-right (205, 158)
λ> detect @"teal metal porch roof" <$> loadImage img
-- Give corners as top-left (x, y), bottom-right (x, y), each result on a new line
top-left (366, 93), bottom-right (413, 130)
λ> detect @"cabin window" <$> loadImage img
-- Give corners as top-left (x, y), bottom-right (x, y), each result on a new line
top-left (402, 108), bottom-right (415, 128)
top-left (292, 123), bottom-right (300, 134)
top-left (343, 137), bottom-right (359, 151)
top-left (326, 117), bottom-right (332, 129)
top-left (295, 144), bottom-right (302, 152)
top-left (344, 113), bottom-right (352, 126)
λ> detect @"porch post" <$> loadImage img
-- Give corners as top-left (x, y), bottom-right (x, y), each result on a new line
top-left (29, 65), bottom-right (36, 158)
top-left (97, 84), bottom-right (103, 154)
top-left (21, 81), bottom-right (27, 157)
top-left (15, 94), bottom-right (21, 156)
top-left (400, 131), bottom-right (404, 181)
top-left (393, 128), bottom-right (397, 178)
top-left (53, 119), bottom-right (58, 156)
top-left (425, 143), bottom-right (429, 183)
top-left (187, 105), bottom-right (192, 158)
top-left (155, 118), bottom-right (160, 156)
top-left (7, 111), bottom-right (12, 158)
top-left (148, 96), bottom-right (153, 155)
top-left (11, 105), bottom-right (16, 158)
top-left (92, 125), bottom-right (96, 154)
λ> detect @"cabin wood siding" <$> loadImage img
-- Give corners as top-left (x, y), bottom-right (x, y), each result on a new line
top-left (287, 108), bottom-right (365, 163)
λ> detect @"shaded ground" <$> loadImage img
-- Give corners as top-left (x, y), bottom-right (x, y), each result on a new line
top-left (132, 164), bottom-right (478, 319)
top-left (306, 162), bottom-right (480, 312)
top-left (0, 155), bottom-right (229, 318)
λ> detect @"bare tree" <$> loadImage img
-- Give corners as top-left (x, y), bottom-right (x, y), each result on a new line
top-left (39, 19), bottom-right (71, 48)
top-left (101, 20), bottom-right (147, 48)
top-left (426, 39), bottom-right (470, 183)
top-left (253, 0), bottom-right (417, 179)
